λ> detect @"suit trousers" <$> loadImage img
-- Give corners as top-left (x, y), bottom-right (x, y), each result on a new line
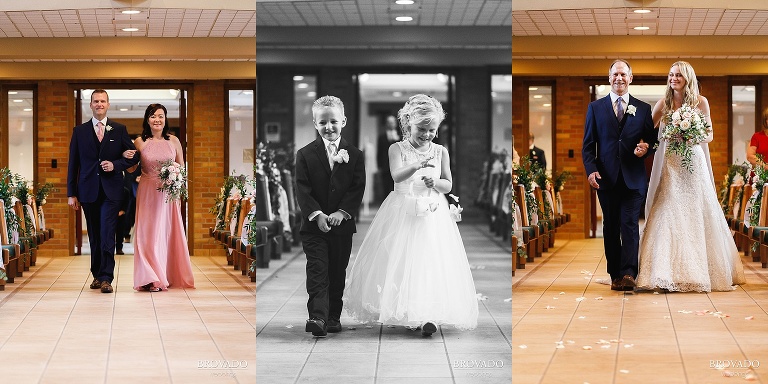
top-left (303, 232), bottom-right (353, 322)
top-left (595, 172), bottom-right (644, 281)
top-left (81, 183), bottom-right (123, 283)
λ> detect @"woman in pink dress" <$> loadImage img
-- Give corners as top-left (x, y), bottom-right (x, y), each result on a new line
top-left (125, 103), bottom-right (194, 291)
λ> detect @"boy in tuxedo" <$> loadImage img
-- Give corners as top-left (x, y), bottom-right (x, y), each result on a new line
top-left (295, 96), bottom-right (366, 337)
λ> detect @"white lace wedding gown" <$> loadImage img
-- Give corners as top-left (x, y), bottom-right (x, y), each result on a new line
top-left (342, 141), bottom-right (478, 330)
top-left (637, 123), bottom-right (746, 292)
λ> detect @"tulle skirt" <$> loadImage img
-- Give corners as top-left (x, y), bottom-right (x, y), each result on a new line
top-left (343, 189), bottom-right (478, 330)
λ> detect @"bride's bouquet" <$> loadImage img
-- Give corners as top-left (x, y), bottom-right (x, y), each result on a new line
top-left (156, 159), bottom-right (188, 202)
top-left (661, 104), bottom-right (712, 173)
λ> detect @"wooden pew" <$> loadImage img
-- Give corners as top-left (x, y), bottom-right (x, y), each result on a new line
top-left (0, 200), bottom-right (20, 285)
top-left (282, 169), bottom-right (302, 247)
top-left (254, 173), bottom-right (284, 260)
top-left (514, 184), bottom-right (539, 262)
top-left (12, 201), bottom-right (35, 272)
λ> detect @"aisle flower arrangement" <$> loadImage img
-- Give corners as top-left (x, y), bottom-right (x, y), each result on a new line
top-left (156, 159), bottom-right (188, 202)
top-left (718, 162), bottom-right (748, 216)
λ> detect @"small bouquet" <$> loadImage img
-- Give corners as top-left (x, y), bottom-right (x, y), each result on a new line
top-left (156, 159), bottom-right (188, 202)
top-left (661, 104), bottom-right (712, 173)
top-left (446, 193), bottom-right (463, 222)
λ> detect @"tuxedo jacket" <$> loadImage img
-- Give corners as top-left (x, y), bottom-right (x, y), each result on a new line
top-left (582, 94), bottom-right (656, 192)
top-left (529, 145), bottom-right (546, 169)
top-left (295, 137), bottom-right (366, 236)
top-left (67, 119), bottom-right (139, 203)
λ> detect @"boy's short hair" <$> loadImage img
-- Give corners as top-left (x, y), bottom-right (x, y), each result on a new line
top-left (312, 95), bottom-right (345, 119)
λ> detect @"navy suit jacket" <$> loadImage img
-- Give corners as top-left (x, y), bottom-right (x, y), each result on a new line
top-left (295, 137), bottom-right (366, 236)
top-left (67, 119), bottom-right (139, 203)
top-left (582, 94), bottom-right (656, 192)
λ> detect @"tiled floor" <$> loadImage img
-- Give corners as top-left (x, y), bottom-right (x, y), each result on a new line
top-left (513, 237), bottom-right (768, 384)
top-left (255, 212), bottom-right (513, 384)
top-left (0, 249), bottom-right (255, 383)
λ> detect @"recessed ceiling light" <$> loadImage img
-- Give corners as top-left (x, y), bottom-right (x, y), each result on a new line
top-left (293, 75), bottom-right (304, 81)
top-left (528, 87), bottom-right (538, 90)
top-left (122, 10), bottom-right (141, 15)
top-left (396, 0), bottom-right (415, 4)
top-left (307, 91), bottom-right (316, 97)
top-left (393, 91), bottom-right (403, 97)
top-left (13, 99), bottom-right (23, 102)
top-left (297, 83), bottom-right (308, 89)
top-left (119, 108), bottom-right (128, 111)
top-left (543, 103), bottom-right (551, 107)
top-left (633, 26), bottom-right (650, 30)
top-left (122, 27), bottom-right (139, 32)
top-left (8, 91), bottom-right (17, 95)
top-left (23, 108), bottom-right (32, 112)
top-left (395, 16), bottom-right (413, 22)
top-left (243, 90), bottom-right (253, 95)
top-left (634, 9), bottom-right (651, 14)
top-left (533, 95), bottom-right (543, 99)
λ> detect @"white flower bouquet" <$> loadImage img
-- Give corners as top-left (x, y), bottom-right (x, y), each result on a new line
top-left (661, 104), bottom-right (712, 173)
top-left (156, 159), bottom-right (188, 202)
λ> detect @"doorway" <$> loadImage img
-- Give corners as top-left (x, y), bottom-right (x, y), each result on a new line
top-left (73, 88), bottom-right (187, 255)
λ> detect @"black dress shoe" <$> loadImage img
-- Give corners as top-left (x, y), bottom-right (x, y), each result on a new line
top-left (619, 275), bottom-right (636, 291)
top-left (305, 318), bottom-right (327, 337)
top-left (115, 250), bottom-right (124, 255)
top-left (327, 319), bottom-right (342, 333)
top-left (100, 281), bottom-right (114, 293)
top-left (421, 321), bottom-right (437, 336)
top-left (90, 278), bottom-right (101, 289)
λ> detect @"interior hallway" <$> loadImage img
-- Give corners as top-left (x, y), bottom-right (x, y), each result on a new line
top-left (0, 251), bottom-right (255, 383)
top-left (255, 210), bottom-right (513, 384)
top-left (513, 238), bottom-right (768, 383)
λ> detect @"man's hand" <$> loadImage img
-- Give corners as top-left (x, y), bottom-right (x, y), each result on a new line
top-left (634, 139), bottom-right (649, 158)
top-left (587, 172), bottom-right (601, 189)
top-left (316, 213), bottom-right (331, 232)
top-left (68, 196), bottom-right (80, 211)
top-left (327, 211), bottom-right (345, 226)
top-left (122, 150), bottom-right (137, 159)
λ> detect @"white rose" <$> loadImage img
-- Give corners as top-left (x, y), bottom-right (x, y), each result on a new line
top-left (672, 111), bottom-right (681, 122)
top-left (679, 120), bottom-right (691, 130)
top-left (682, 111), bottom-right (692, 120)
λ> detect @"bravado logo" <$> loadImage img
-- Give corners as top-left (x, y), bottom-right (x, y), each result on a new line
top-left (197, 360), bottom-right (249, 369)
top-left (452, 360), bottom-right (505, 369)
top-left (710, 360), bottom-right (760, 369)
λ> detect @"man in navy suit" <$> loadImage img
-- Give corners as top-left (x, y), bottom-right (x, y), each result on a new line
top-left (67, 89), bottom-right (139, 293)
top-left (295, 96), bottom-right (365, 337)
top-left (582, 60), bottom-right (656, 291)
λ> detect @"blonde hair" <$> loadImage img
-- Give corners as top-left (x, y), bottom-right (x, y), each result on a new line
top-left (397, 94), bottom-right (445, 137)
top-left (663, 61), bottom-right (700, 114)
top-left (762, 106), bottom-right (768, 130)
top-left (312, 95), bottom-right (345, 119)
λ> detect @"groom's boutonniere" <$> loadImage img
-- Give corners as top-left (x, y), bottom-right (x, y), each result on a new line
top-left (626, 105), bottom-right (637, 116)
top-left (332, 149), bottom-right (349, 164)
top-left (105, 125), bottom-right (113, 132)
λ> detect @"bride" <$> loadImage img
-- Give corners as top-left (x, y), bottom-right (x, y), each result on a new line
top-left (636, 61), bottom-right (746, 292)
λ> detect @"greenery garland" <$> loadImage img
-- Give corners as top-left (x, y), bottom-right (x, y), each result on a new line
top-left (514, 155), bottom-right (541, 227)
top-left (718, 162), bottom-right (747, 216)
top-left (0, 168), bottom-right (20, 242)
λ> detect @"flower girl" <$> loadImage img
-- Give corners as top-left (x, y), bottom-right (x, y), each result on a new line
top-left (343, 94), bottom-right (478, 336)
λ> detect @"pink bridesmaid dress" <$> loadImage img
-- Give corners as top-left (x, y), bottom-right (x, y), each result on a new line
top-left (133, 138), bottom-right (195, 290)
